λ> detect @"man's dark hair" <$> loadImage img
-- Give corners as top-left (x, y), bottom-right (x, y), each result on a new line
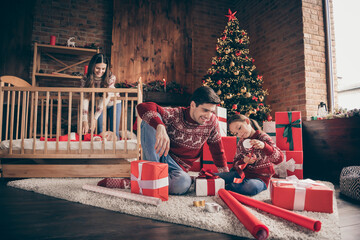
top-left (190, 86), bottom-right (220, 106)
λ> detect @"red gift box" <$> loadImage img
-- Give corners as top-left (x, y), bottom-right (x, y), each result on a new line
top-left (273, 150), bottom-right (303, 179)
top-left (270, 177), bottom-right (333, 213)
top-left (131, 160), bottom-right (169, 201)
top-left (202, 136), bottom-right (237, 172)
top-left (189, 158), bottom-right (201, 172)
top-left (275, 111), bottom-right (303, 151)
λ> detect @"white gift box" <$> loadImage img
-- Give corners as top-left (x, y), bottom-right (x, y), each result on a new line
top-left (216, 106), bottom-right (227, 136)
top-left (195, 177), bottom-right (225, 196)
top-left (263, 121), bottom-right (276, 143)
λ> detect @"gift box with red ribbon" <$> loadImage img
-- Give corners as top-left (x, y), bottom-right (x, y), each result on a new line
top-left (216, 106), bottom-right (227, 136)
top-left (275, 111), bottom-right (303, 151)
top-left (273, 150), bottom-right (303, 179)
top-left (202, 136), bottom-right (237, 172)
top-left (131, 160), bottom-right (169, 201)
top-left (270, 176), bottom-right (333, 213)
top-left (263, 121), bottom-right (276, 144)
top-left (195, 169), bottom-right (225, 196)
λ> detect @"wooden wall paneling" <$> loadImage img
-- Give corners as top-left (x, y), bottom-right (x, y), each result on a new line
top-left (0, 0), bottom-right (35, 82)
top-left (111, 0), bottom-right (193, 92)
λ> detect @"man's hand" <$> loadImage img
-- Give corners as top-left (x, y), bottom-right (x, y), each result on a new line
top-left (155, 124), bottom-right (170, 157)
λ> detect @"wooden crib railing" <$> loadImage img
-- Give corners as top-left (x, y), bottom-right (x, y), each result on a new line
top-left (0, 82), bottom-right (143, 178)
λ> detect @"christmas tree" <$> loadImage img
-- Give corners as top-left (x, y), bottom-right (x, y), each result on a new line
top-left (203, 9), bottom-right (271, 123)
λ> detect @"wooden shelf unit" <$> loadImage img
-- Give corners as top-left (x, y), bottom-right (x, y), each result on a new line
top-left (32, 43), bottom-right (99, 86)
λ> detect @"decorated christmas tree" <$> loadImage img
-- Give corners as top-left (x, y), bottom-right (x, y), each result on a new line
top-left (203, 9), bottom-right (271, 123)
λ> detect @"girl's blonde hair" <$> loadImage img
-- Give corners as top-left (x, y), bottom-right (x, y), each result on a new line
top-left (227, 114), bottom-right (262, 131)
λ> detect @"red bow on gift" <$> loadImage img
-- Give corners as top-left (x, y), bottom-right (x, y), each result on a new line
top-left (198, 169), bottom-right (219, 179)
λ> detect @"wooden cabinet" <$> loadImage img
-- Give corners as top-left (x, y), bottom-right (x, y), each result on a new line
top-left (32, 43), bottom-right (99, 86)
top-left (302, 117), bottom-right (360, 183)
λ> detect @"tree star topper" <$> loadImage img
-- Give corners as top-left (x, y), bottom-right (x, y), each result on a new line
top-left (225, 9), bottom-right (237, 21)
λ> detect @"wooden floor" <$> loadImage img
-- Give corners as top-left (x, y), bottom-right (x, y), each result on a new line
top-left (0, 179), bottom-right (359, 240)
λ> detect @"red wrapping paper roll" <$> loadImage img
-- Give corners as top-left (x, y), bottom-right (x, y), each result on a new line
top-left (228, 191), bottom-right (321, 232)
top-left (218, 189), bottom-right (269, 240)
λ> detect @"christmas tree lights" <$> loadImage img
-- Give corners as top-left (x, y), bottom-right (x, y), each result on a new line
top-left (203, 9), bottom-right (271, 124)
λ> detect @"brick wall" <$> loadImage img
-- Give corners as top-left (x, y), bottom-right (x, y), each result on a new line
top-left (192, 0), bottom-right (235, 91)
top-left (302, 0), bottom-right (338, 117)
top-left (30, 0), bottom-right (113, 86)
top-left (233, 0), bottom-right (337, 120)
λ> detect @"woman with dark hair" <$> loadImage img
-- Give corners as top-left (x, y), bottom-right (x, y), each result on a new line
top-left (80, 53), bottom-right (121, 139)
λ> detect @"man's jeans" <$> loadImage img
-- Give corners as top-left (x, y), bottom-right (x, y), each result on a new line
top-left (141, 120), bottom-right (191, 195)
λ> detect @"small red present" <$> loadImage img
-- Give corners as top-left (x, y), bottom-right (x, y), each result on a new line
top-left (189, 158), bottom-right (201, 172)
top-left (195, 169), bottom-right (225, 196)
top-left (275, 111), bottom-right (303, 151)
top-left (273, 150), bottom-right (303, 179)
top-left (270, 176), bottom-right (333, 213)
top-left (131, 160), bottom-right (169, 201)
top-left (202, 136), bottom-right (237, 172)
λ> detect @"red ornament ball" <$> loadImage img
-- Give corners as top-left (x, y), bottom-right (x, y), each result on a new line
top-left (267, 115), bottom-right (273, 121)
top-left (232, 104), bottom-right (237, 110)
top-left (217, 80), bottom-right (222, 85)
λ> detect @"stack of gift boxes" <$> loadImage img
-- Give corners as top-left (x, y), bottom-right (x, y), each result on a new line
top-left (266, 111), bottom-right (304, 180)
top-left (266, 111), bottom-right (333, 213)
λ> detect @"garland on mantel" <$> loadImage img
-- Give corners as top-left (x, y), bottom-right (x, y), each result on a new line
top-left (312, 107), bottom-right (359, 120)
top-left (115, 80), bottom-right (188, 94)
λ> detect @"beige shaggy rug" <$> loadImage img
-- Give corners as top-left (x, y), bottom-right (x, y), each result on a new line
top-left (7, 178), bottom-right (341, 240)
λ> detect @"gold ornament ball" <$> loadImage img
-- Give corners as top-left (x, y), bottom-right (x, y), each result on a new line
top-left (221, 101), bottom-right (224, 105)
top-left (259, 96), bottom-right (264, 102)
top-left (234, 71), bottom-right (239, 75)
top-left (225, 49), bottom-right (230, 54)
top-left (217, 90), bottom-right (222, 95)
top-left (241, 86), bottom-right (247, 93)
top-left (230, 61), bottom-right (235, 67)
top-left (245, 92), bottom-right (252, 98)
top-left (227, 83), bottom-right (230, 87)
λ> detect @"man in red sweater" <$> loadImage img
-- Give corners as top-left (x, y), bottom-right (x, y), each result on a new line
top-left (136, 86), bottom-right (229, 195)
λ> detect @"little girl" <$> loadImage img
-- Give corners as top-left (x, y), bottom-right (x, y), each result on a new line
top-left (81, 53), bottom-right (121, 139)
top-left (216, 114), bottom-right (283, 196)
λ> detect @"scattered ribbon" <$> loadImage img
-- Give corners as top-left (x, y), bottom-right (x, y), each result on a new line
top-left (276, 112), bottom-right (301, 150)
top-left (274, 157), bottom-right (303, 178)
top-left (198, 169), bottom-right (219, 179)
top-left (205, 202), bottom-right (223, 212)
top-left (193, 200), bottom-right (205, 207)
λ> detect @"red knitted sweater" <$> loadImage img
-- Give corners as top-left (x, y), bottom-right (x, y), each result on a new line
top-left (233, 130), bottom-right (284, 186)
top-left (136, 102), bottom-right (228, 171)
